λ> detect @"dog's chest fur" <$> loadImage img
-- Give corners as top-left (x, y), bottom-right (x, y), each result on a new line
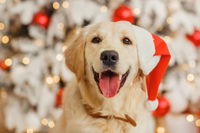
top-left (52, 79), bottom-right (155, 133)
top-left (81, 116), bottom-right (155, 133)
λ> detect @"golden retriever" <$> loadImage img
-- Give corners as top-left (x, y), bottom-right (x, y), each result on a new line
top-left (51, 21), bottom-right (156, 133)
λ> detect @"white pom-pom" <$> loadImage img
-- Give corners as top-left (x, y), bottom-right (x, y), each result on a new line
top-left (146, 99), bottom-right (158, 111)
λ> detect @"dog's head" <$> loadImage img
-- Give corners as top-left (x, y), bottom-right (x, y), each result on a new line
top-left (65, 21), bottom-right (170, 102)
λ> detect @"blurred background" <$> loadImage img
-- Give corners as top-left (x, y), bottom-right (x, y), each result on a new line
top-left (0, 0), bottom-right (200, 133)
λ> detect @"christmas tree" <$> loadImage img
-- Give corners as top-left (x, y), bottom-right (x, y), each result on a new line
top-left (0, 0), bottom-right (200, 133)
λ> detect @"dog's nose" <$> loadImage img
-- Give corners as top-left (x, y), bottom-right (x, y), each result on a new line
top-left (100, 50), bottom-right (119, 66)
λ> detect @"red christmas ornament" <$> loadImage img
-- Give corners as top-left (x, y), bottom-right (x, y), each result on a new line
top-left (55, 88), bottom-right (64, 107)
top-left (196, 110), bottom-right (200, 117)
top-left (112, 5), bottom-right (135, 24)
top-left (32, 12), bottom-right (50, 28)
top-left (0, 59), bottom-right (9, 70)
top-left (186, 29), bottom-right (200, 47)
top-left (153, 96), bottom-right (170, 117)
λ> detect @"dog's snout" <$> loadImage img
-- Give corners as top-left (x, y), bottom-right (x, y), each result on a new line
top-left (100, 50), bottom-right (119, 66)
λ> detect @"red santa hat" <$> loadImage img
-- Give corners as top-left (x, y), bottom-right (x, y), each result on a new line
top-left (132, 25), bottom-right (171, 111)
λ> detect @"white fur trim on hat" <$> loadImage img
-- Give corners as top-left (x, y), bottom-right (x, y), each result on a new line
top-left (146, 99), bottom-right (159, 111)
top-left (132, 25), bottom-right (161, 75)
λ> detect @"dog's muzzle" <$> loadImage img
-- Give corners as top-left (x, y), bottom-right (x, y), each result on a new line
top-left (100, 50), bottom-right (119, 67)
top-left (92, 67), bottom-right (129, 98)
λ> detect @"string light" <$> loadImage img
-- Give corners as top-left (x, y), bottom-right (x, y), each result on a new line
top-left (134, 8), bottom-right (141, 16)
top-left (1, 35), bottom-right (9, 44)
top-left (188, 60), bottom-right (196, 68)
top-left (0, 0), bottom-right (6, 4)
top-left (53, 75), bottom-right (60, 83)
top-left (48, 120), bottom-right (55, 128)
top-left (157, 27), bottom-right (164, 32)
top-left (46, 76), bottom-right (54, 85)
top-left (187, 73), bottom-right (195, 82)
top-left (35, 39), bottom-right (43, 46)
top-left (4, 58), bottom-right (12, 66)
top-left (100, 5), bottom-right (108, 13)
top-left (179, 63), bottom-right (188, 70)
top-left (62, 45), bottom-right (67, 52)
top-left (166, 17), bottom-right (172, 24)
top-left (22, 57), bottom-right (30, 65)
top-left (163, 36), bottom-right (171, 43)
top-left (56, 53), bottom-right (63, 61)
top-left (62, 1), bottom-right (69, 8)
top-left (0, 22), bottom-right (5, 30)
top-left (57, 22), bottom-right (64, 30)
top-left (186, 114), bottom-right (194, 122)
top-left (169, 1), bottom-right (180, 12)
top-left (0, 89), bottom-right (7, 99)
top-left (53, 1), bottom-right (60, 10)
top-left (1, 90), bottom-right (7, 99)
top-left (26, 128), bottom-right (34, 133)
top-left (156, 126), bottom-right (165, 133)
top-left (46, 75), bottom-right (61, 85)
top-left (41, 118), bottom-right (48, 126)
top-left (195, 119), bottom-right (200, 127)
top-left (14, 0), bottom-right (20, 3)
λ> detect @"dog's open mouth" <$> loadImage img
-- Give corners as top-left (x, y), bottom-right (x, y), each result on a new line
top-left (92, 68), bottom-right (129, 98)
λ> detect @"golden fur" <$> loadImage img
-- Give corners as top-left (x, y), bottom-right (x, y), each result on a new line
top-left (51, 21), bottom-right (155, 133)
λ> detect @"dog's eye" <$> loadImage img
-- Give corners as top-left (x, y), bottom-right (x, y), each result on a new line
top-left (91, 37), bottom-right (102, 43)
top-left (122, 37), bottom-right (132, 45)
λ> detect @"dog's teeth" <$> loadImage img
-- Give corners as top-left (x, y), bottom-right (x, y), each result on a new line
top-left (119, 75), bottom-right (122, 80)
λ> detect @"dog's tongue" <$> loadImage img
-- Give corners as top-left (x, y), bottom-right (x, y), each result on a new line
top-left (99, 74), bottom-right (121, 98)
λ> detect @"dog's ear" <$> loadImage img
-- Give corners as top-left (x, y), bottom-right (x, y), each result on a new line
top-left (135, 69), bottom-right (146, 92)
top-left (64, 29), bottom-right (85, 81)
top-left (132, 25), bottom-right (171, 110)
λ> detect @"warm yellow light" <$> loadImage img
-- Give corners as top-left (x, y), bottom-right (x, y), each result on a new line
top-left (35, 39), bottom-right (43, 46)
top-left (41, 118), bottom-right (48, 126)
top-left (14, 0), bottom-right (20, 3)
top-left (134, 8), bottom-right (141, 16)
top-left (166, 17), bottom-right (172, 24)
top-left (100, 5), bottom-right (107, 12)
top-left (46, 76), bottom-right (54, 85)
top-left (163, 36), bottom-right (171, 43)
top-left (1, 35), bottom-right (9, 44)
top-left (0, 0), bottom-right (6, 4)
top-left (56, 53), bottom-right (63, 61)
top-left (187, 73), bottom-right (195, 82)
top-left (53, 1), bottom-right (60, 10)
top-left (22, 57), bottom-right (30, 65)
top-left (48, 120), bottom-right (55, 128)
top-left (53, 75), bottom-right (60, 83)
top-left (189, 60), bottom-right (196, 68)
top-left (4, 58), bottom-right (12, 66)
top-left (62, 45), bottom-right (67, 52)
top-left (62, 1), bottom-right (69, 8)
top-left (186, 114), bottom-right (194, 122)
top-left (26, 128), bottom-right (34, 133)
top-left (57, 22), bottom-right (64, 30)
top-left (0, 22), bottom-right (5, 30)
top-left (179, 63), bottom-right (188, 70)
top-left (196, 119), bottom-right (200, 127)
top-left (0, 89), bottom-right (7, 99)
top-left (156, 126), bottom-right (165, 133)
